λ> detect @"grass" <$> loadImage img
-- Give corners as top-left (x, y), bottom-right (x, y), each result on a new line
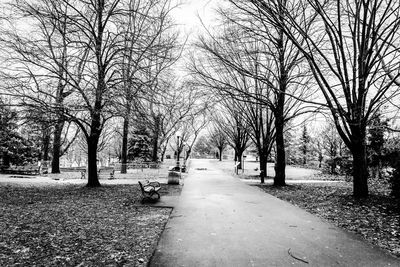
top-left (0, 183), bottom-right (180, 266)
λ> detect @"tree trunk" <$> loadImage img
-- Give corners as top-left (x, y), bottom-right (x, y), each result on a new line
top-left (218, 147), bottom-right (223, 161)
top-left (121, 115), bottom-right (129, 174)
top-left (177, 148), bottom-right (181, 166)
top-left (259, 153), bottom-right (267, 184)
top-left (331, 159), bottom-right (336, 174)
top-left (274, 23), bottom-right (287, 186)
top-left (152, 135), bottom-right (158, 162)
top-left (186, 149), bottom-right (192, 160)
top-left (274, 112), bottom-right (286, 186)
top-left (161, 145), bottom-right (167, 162)
top-left (236, 150), bottom-right (243, 169)
top-left (42, 129), bottom-right (51, 162)
top-left (86, 101), bottom-right (102, 187)
top-left (87, 135), bottom-right (101, 187)
top-left (3, 153), bottom-right (10, 166)
top-left (51, 121), bottom-right (64, 173)
top-left (352, 137), bottom-right (369, 197)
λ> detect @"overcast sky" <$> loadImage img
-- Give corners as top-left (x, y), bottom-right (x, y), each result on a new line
top-left (171, 0), bottom-right (218, 37)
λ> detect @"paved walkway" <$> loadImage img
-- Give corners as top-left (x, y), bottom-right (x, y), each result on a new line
top-left (150, 159), bottom-right (400, 267)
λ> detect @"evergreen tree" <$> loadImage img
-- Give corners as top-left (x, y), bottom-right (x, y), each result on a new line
top-left (0, 103), bottom-right (40, 165)
top-left (368, 112), bottom-right (387, 178)
top-left (300, 125), bottom-right (311, 165)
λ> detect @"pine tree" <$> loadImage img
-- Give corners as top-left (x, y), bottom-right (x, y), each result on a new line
top-left (368, 112), bottom-right (387, 178)
top-left (300, 125), bottom-right (311, 165)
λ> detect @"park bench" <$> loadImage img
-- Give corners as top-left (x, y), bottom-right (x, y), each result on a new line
top-left (138, 180), bottom-right (161, 202)
top-left (98, 167), bottom-right (115, 180)
top-left (4, 164), bottom-right (41, 175)
top-left (130, 161), bottom-right (160, 170)
top-left (60, 167), bottom-right (87, 179)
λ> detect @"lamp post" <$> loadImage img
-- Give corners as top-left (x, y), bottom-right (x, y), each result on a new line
top-left (168, 131), bottom-right (182, 184)
top-left (182, 143), bottom-right (187, 172)
top-left (176, 131), bottom-right (181, 169)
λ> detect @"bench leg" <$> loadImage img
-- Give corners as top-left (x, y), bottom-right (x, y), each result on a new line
top-left (151, 191), bottom-right (160, 199)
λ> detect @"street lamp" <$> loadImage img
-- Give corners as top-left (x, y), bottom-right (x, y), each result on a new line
top-left (175, 131), bottom-right (181, 169)
top-left (182, 143), bottom-right (188, 172)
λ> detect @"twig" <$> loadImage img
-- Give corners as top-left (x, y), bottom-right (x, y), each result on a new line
top-left (288, 248), bottom-right (309, 264)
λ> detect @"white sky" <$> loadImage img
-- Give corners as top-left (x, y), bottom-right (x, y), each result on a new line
top-left (171, 0), bottom-right (218, 37)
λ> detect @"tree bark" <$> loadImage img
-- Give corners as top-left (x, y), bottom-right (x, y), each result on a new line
top-left (331, 160), bottom-right (336, 174)
top-left (259, 153), bottom-right (267, 184)
top-left (186, 149), bottom-right (192, 160)
top-left (218, 147), bottom-right (223, 161)
top-left (161, 145), bottom-right (167, 162)
top-left (273, 23), bottom-right (287, 187)
top-left (42, 129), bottom-right (51, 162)
top-left (151, 116), bottom-right (160, 162)
top-left (274, 108), bottom-right (286, 186)
top-left (236, 150), bottom-right (243, 169)
top-left (152, 135), bottom-right (158, 162)
top-left (351, 130), bottom-right (369, 198)
top-left (51, 121), bottom-right (64, 173)
top-left (87, 134), bottom-right (101, 187)
top-left (121, 114), bottom-right (129, 174)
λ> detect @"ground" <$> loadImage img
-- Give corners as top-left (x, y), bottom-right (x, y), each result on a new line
top-left (214, 159), bottom-right (400, 259)
top-left (2, 159), bottom-right (399, 264)
top-left (255, 182), bottom-right (400, 258)
top-left (0, 159), bottom-right (182, 267)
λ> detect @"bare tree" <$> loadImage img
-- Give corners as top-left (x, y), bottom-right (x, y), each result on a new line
top-left (116, 0), bottom-right (179, 173)
top-left (191, 1), bottom-right (316, 185)
top-left (0, 1), bottom-right (77, 173)
top-left (191, 25), bottom-right (314, 183)
top-left (208, 126), bottom-right (228, 161)
top-left (212, 102), bottom-right (250, 169)
top-left (0, 0), bottom-right (156, 186)
top-left (249, 0), bottom-right (400, 197)
top-left (191, 46), bottom-right (276, 183)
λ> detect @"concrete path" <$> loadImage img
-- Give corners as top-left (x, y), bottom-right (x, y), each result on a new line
top-left (150, 159), bottom-right (400, 267)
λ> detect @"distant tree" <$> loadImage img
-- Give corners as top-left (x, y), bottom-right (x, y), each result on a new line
top-left (315, 139), bottom-right (324, 168)
top-left (117, 0), bottom-right (180, 173)
top-left (192, 2), bottom-right (316, 185)
top-left (300, 124), bottom-right (311, 165)
top-left (368, 112), bottom-right (387, 179)
top-left (193, 136), bottom-right (213, 157)
top-left (0, 102), bottom-right (40, 165)
top-left (321, 121), bottom-right (348, 174)
top-left (127, 127), bottom-right (152, 161)
top-left (212, 103), bottom-right (250, 169)
top-left (208, 127), bottom-right (228, 161)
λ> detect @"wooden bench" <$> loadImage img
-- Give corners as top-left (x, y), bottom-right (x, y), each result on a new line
top-left (113, 161), bottom-right (161, 172)
top-left (98, 167), bottom-right (115, 180)
top-left (138, 180), bottom-right (161, 202)
top-left (60, 167), bottom-right (87, 179)
top-left (4, 165), bottom-right (41, 175)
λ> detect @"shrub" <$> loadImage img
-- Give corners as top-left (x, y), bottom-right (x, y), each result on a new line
top-left (389, 159), bottom-right (400, 198)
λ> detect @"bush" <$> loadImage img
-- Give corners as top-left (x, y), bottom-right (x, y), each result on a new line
top-left (389, 160), bottom-right (400, 198)
top-left (381, 150), bottom-right (400, 198)
top-left (324, 156), bottom-right (352, 176)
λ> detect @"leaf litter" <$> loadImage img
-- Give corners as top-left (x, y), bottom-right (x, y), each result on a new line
top-left (0, 184), bottom-right (176, 266)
